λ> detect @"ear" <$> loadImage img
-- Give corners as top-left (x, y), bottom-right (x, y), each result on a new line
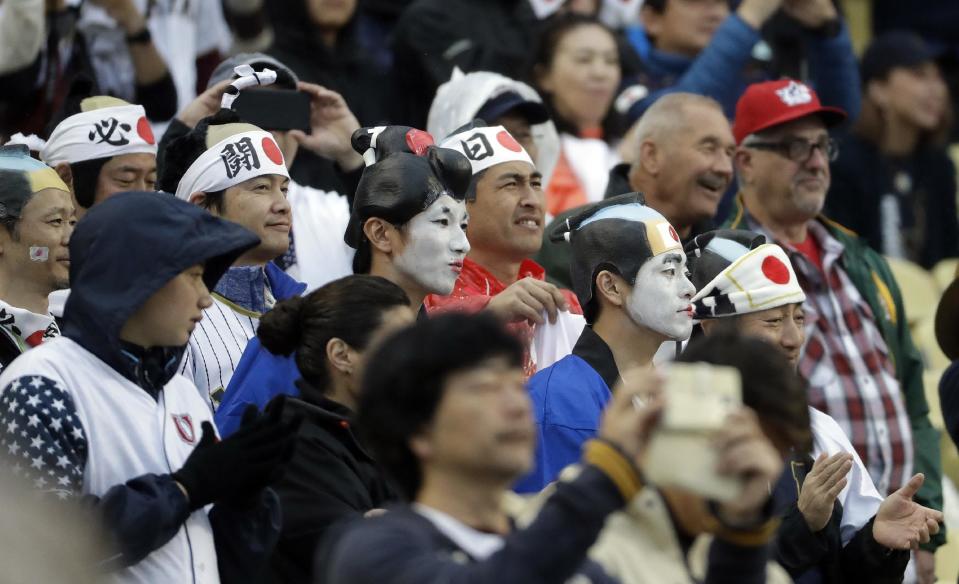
top-left (326, 337), bottom-right (356, 376)
top-left (640, 5), bottom-right (664, 40)
top-left (638, 140), bottom-right (661, 175)
top-left (54, 163), bottom-right (74, 193)
top-left (363, 217), bottom-right (398, 255)
top-left (733, 147), bottom-right (752, 184)
top-left (595, 270), bottom-right (628, 310)
top-left (188, 192), bottom-right (207, 207)
top-left (699, 319), bottom-right (717, 336)
top-left (865, 80), bottom-right (889, 109)
top-left (409, 432), bottom-right (433, 462)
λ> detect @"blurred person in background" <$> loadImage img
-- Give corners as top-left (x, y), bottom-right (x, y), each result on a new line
top-left (531, 13), bottom-right (625, 216)
top-left (827, 31), bottom-right (957, 269)
top-left (0, 0), bottom-right (178, 138)
top-left (266, 0), bottom-right (391, 128)
top-left (619, 0), bottom-right (860, 124)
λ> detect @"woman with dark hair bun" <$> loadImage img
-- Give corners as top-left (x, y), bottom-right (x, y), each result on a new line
top-left (252, 275), bottom-right (414, 583)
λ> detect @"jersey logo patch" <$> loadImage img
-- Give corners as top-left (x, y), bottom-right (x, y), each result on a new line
top-left (172, 413), bottom-right (196, 444)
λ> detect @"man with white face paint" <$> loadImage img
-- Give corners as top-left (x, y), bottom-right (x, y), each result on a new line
top-left (687, 229), bottom-right (943, 584)
top-left (213, 124), bottom-right (474, 425)
top-left (515, 192), bottom-right (695, 493)
top-left (0, 146), bottom-right (75, 372)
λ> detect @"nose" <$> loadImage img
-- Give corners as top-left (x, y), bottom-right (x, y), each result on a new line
top-left (62, 221), bottom-right (75, 246)
top-left (272, 186), bottom-right (292, 214)
top-left (518, 183), bottom-right (544, 214)
top-left (503, 377), bottom-right (533, 419)
top-left (680, 273), bottom-right (696, 299)
top-left (198, 283), bottom-right (213, 310)
top-left (714, 148), bottom-right (734, 180)
top-left (804, 144), bottom-right (829, 171)
top-left (451, 224), bottom-right (470, 255)
top-left (781, 317), bottom-right (803, 351)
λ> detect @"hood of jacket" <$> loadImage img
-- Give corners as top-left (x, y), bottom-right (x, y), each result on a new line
top-left (426, 69), bottom-right (560, 187)
top-left (62, 191), bottom-right (260, 381)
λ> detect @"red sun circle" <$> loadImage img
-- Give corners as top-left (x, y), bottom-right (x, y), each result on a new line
top-left (405, 129), bottom-right (435, 156)
top-left (496, 130), bottom-right (523, 152)
top-left (136, 117), bottom-right (155, 145)
top-left (761, 255), bottom-right (790, 285)
top-left (668, 225), bottom-right (680, 242)
top-left (262, 137), bottom-right (284, 165)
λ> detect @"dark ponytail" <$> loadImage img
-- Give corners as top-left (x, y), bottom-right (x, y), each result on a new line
top-left (257, 275), bottom-right (411, 401)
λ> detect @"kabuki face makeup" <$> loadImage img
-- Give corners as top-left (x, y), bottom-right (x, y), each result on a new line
top-left (625, 251), bottom-right (696, 341)
top-left (393, 195), bottom-right (471, 295)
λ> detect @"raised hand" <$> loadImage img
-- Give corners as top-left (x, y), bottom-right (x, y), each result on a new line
top-left (289, 82), bottom-right (364, 171)
top-left (713, 408), bottom-right (784, 526)
top-left (797, 452), bottom-right (853, 532)
top-left (872, 473), bottom-right (944, 550)
top-left (486, 277), bottom-right (570, 325)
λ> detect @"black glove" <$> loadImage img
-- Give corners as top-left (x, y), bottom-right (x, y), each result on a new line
top-left (172, 401), bottom-right (300, 511)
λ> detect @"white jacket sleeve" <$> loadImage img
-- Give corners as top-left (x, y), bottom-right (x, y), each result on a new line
top-left (0, 0), bottom-right (45, 76)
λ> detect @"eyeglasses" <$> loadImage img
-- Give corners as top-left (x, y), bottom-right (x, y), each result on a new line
top-left (743, 137), bottom-right (838, 163)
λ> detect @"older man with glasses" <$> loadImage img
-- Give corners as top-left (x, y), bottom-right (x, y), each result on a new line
top-left (723, 79), bottom-right (945, 576)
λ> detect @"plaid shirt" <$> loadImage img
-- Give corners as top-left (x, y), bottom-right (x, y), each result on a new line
top-left (745, 217), bottom-right (912, 495)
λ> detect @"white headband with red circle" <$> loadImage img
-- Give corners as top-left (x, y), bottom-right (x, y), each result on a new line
top-left (40, 104), bottom-right (157, 166)
top-left (439, 125), bottom-right (533, 175)
top-left (174, 130), bottom-right (288, 201)
top-left (691, 243), bottom-right (806, 319)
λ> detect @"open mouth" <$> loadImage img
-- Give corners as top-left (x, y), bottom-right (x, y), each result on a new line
top-left (696, 174), bottom-right (727, 196)
top-left (514, 216), bottom-right (541, 230)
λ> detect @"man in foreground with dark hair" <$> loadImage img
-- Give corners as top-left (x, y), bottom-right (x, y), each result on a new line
top-left (321, 312), bottom-right (779, 583)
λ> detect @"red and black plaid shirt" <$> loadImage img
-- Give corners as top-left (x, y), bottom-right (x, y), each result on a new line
top-left (747, 219), bottom-right (912, 495)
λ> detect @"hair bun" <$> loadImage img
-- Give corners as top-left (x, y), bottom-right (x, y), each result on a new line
top-left (257, 296), bottom-right (306, 356)
top-left (427, 147), bottom-right (473, 198)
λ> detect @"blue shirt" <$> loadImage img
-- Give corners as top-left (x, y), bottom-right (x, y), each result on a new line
top-left (514, 326), bottom-right (620, 493)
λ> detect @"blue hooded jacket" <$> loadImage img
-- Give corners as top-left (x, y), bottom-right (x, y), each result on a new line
top-left (63, 192), bottom-right (260, 391)
top-left (56, 192), bottom-right (282, 578)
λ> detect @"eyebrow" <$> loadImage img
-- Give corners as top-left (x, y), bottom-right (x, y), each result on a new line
top-left (496, 171), bottom-right (542, 183)
top-left (661, 253), bottom-right (684, 265)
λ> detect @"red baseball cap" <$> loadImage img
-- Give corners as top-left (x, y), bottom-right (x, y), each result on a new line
top-left (732, 79), bottom-right (847, 144)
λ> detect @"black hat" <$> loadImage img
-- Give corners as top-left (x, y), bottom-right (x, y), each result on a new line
top-left (476, 91), bottom-right (550, 126)
top-left (861, 31), bottom-right (939, 85)
top-left (345, 126), bottom-right (473, 273)
top-left (550, 192), bottom-right (684, 323)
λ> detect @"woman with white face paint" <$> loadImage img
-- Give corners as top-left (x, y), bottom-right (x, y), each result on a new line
top-left (391, 194), bottom-right (471, 304)
top-left (344, 125), bottom-right (475, 310)
top-left (515, 193), bottom-right (696, 493)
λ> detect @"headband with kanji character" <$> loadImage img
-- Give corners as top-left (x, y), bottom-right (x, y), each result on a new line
top-left (550, 192), bottom-right (683, 322)
top-left (686, 229), bottom-right (805, 319)
top-left (173, 123), bottom-right (289, 201)
top-left (439, 124), bottom-right (534, 175)
top-left (41, 97), bottom-right (157, 166)
top-left (173, 66), bottom-right (288, 201)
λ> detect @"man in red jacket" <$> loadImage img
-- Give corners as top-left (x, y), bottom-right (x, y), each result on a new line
top-left (428, 123), bottom-right (582, 376)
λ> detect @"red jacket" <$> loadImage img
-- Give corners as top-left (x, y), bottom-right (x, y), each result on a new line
top-left (425, 258), bottom-right (582, 377)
